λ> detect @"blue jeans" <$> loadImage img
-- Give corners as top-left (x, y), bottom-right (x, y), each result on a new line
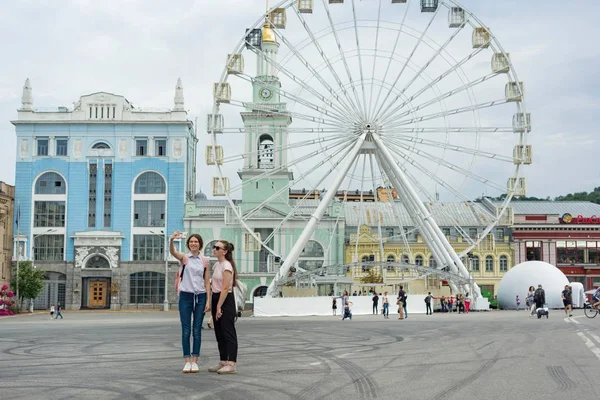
top-left (179, 291), bottom-right (206, 358)
top-left (383, 303), bottom-right (389, 317)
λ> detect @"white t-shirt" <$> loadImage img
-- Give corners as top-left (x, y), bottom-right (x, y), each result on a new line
top-left (178, 253), bottom-right (209, 294)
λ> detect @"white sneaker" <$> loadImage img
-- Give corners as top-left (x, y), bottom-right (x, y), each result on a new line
top-left (190, 362), bottom-right (199, 373)
top-left (182, 362), bottom-right (192, 373)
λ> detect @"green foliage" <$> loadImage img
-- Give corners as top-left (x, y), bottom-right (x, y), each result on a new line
top-left (11, 261), bottom-right (45, 305)
top-left (477, 187), bottom-right (600, 204)
top-left (360, 268), bottom-right (383, 284)
top-left (555, 187), bottom-right (600, 205)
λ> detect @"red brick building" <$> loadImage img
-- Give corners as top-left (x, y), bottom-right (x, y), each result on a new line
top-left (510, 202), bottom-right (600, 290)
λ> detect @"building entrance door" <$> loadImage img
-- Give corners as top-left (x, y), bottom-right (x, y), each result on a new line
top-left (89, 281), bottom-right (107, 308)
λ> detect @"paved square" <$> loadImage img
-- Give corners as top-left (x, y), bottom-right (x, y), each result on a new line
top-left (1, 310), bottom-right (600, 399)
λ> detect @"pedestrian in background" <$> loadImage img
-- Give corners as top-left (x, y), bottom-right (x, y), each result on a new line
top-left (170, 230), bottom-right (211, 374)
top-left (382, 292), bottom-right (390, 319)
top-left (49, 303), bottom-right (55, 320)
top-left (561, 284), bottom-right (573, 317)
top-left (398, 286), bottom-right (408, 318)
top-left (515, 295), bottom-right (521, 311)
top-left (372, 292), bottom-right (379, 315)
top-left (527, 285), bottom-right (536, 316)
top-left (332, 297), bottom-right (337, 316)
top-left (55, 302), bottom-right (63, 319)
top-left (464, 293), bottom-right (471, 313)
top-left (425, 292), bottom-right (433, 315)
top-left (209, 240), bottom-right (239, 374)
top-left (534, 284), bottom-right (545, 311)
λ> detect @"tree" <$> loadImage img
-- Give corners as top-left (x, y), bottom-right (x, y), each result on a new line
top-left (11, 261), bottom-right (45, 312)
top-left (360, 268), bottom-right (383, 284)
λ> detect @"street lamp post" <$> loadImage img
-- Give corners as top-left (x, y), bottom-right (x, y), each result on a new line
top-left (150, 230), bottom-right (169, 311)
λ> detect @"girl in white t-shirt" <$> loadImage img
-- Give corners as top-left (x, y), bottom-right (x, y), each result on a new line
top-left (49, 304), bottom-right (55, 320)
top-left (170, 231), bottom-right (211, 374)
top-left (207, 240), bottom-right (239, 375)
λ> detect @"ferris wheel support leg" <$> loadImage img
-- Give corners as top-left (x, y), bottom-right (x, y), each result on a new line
top-left (378, 154), bottom-right (461, 293)
top-left (266, 133), bottom-right (368, 297)
top-left (377, 150), bottom-right (456, 271)
top-left (372, 133), bottom-right (481, 298)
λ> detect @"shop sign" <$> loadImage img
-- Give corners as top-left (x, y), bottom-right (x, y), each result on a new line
top-left (560, 213), bottom-right (600, 224)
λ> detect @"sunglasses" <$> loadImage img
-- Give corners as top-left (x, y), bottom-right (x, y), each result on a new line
top-left (213, 245), bottom-right (223, 251)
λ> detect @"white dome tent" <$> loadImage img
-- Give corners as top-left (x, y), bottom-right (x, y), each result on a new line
top-left (497, 261), bottom-right (569, 309)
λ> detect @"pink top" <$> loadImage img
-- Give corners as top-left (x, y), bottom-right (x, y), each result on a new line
top-left (211, 260), bottom-right (234, 293)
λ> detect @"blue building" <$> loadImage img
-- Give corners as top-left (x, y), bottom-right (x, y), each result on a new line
top-left (12, 78), bottom-right (197, 310)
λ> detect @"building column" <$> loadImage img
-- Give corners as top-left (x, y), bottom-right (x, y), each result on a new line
top-left (48, 136), bottom-right (55, 156)
top-left (148, 136), bottom-right (154, 157)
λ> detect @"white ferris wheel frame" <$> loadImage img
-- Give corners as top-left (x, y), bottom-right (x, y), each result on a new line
top-left (209, 0), bottom-right (530, 298)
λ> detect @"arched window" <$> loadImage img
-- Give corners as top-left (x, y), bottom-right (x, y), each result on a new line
top-left (429, 256), bottom-right (437, 268)
top-left (129, 272), bottom-right (165, 304)
top-left (253, 286), bottom-right (268, 298)
top-left (471, 256), bottom-right (480, 271)
top-left (500, 255), bottom-right (508, 272)
top-left (257, 135), bottom-right (274, 169)
top-left (204, 240), bottom-right (219, 260)
top-left (401, 254), bottom-right (410, 264)
top-left (85, 255), bottom-right (110, 269)
top-left (134, 171), bottom-right (166, 194)
top-left (361, 254), bottom-right (375, 272)
top-left (415, 255), bottom-right (423, 266)
top-left (485, 255), bottom-right (494, 272)
top-left (298, 240), bottom-right (324, 271)
top-left (35, 172), bottom-right (66, 194)
top-left (386, 255), bottom-right (395, 271)
top-left (132, 171), bottom-right (167, 260)
top-left (92, 142), bottom-right (110, 149)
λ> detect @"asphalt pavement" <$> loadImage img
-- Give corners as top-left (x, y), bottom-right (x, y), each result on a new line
top-left (1, 309), bottom-right (599, 400)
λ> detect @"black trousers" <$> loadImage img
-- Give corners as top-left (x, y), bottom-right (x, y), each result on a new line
top-left (211, 292), bottom-right (238, 362)
top-left (426, 303), bottom-right (432, 315)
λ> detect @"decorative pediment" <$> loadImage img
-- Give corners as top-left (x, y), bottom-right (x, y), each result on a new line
top-left (349, 225), bottom-right (382, 244)
top-left (72, 231), bottom-right (124, 247)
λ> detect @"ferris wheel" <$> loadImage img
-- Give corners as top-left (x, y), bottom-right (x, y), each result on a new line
top-left (207, 0), bottom-right (531, 297)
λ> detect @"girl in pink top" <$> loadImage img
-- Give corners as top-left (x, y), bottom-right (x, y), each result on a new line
top-left (208, 240), bottom-right (238, 374)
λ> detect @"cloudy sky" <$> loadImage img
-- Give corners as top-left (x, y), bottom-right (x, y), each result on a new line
top-left (0, 0), bottom-right (598, 200)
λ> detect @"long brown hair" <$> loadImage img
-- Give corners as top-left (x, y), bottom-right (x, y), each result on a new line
top-left (219, 240), bottom-right (237, 286)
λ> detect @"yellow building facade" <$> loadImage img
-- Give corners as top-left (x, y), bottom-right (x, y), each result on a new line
top-left (344, 224), bottom-right (513, 298)
top-left (0, 182), bottom-right (15, 287)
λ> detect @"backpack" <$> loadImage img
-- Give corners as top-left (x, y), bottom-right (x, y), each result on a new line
top-left (233, 279), bottom-right (247, 316)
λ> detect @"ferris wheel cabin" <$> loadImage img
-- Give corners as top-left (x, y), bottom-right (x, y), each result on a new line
top-left (206, 114), bottom-right (224, 134)
top-left (512, 113), bottom-right (531, 133)
top-left (513, 145), bottom-right (533, 165)
top-left (472, 27), bottom-right (491, 48)
top-left (421, 0), bottom-right (439, 12)
top-left (227, 53), bottom-right (244, 75)
top-left (448, 7), bottom-right (466, 28)
top-left (269, 8), bottom-right (287, 29)
top-left (492, 53), bottom-right (511, 73)
top-left (505, 81), bottom-right (525, 102)
top-left (212, 177), bottom-right (230, 197)
top-left (213, 83), bottom-right (231, 103)
top-left (297, 0), bottom-right (313, 13)
top-left (205, 145), bottom-right (224, 166)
